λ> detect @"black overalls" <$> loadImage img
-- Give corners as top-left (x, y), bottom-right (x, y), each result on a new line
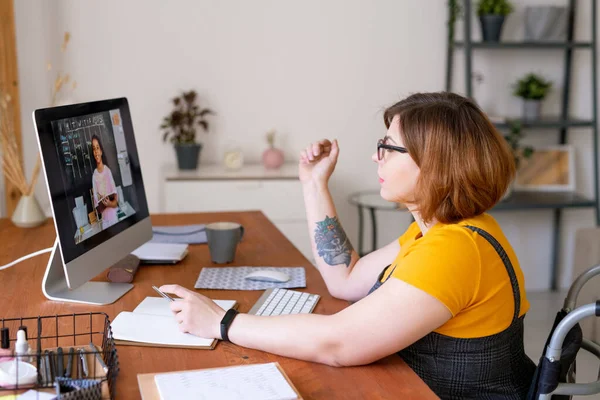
top-left (367, 226), bottom-right (536, 399)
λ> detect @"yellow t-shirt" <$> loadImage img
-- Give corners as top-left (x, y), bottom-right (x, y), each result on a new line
top-left (381, 213), bottom-right (529, 339)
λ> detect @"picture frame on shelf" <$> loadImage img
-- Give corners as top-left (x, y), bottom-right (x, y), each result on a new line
top-left (514, 144), bottom-right (575, 192)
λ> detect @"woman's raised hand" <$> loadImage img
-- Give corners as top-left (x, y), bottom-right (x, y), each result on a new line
top-left (299, 139), bottom-right (339, 186)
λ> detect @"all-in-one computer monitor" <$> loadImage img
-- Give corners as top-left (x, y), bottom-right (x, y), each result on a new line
top-left (33, 98), bottom-right (151, 305)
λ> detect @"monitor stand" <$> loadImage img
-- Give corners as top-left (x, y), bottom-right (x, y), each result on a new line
top-left (42, 239), bottom-right (134, 305)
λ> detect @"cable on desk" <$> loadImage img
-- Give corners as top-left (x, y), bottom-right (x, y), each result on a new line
top-left (0, 247), bottom-right (53, 271)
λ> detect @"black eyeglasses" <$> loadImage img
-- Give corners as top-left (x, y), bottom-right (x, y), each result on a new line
top-left (377, 138), bottom-right (408, 161)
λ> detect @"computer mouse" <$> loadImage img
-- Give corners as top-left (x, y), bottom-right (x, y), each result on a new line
top-left (244, 270), bottom-right (291, 283)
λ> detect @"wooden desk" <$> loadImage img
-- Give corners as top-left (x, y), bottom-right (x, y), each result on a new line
top-left (0, 211), bottom-right (437, 399)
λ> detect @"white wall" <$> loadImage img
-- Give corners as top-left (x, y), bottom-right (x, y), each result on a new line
top-left (11, 0), bottom-right (600, 290)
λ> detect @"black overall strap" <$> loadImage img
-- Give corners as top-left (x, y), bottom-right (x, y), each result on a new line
top-left (378, 264), bottom-right (394, 281)
top-left (465, 225), bottom-right (521, 322)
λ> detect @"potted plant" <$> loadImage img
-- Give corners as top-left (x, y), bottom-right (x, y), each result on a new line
top-left (477, 0), bottom-right (514, 42)
top-left (160, 90), bottom-right (214, 170)
top-left (502, 120), bottom-right (534, 199)
top-left (512, 73), bottom-right (552, 121)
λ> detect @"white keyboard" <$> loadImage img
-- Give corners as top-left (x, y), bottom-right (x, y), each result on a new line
top-left (248, 288), bottom-right (320, 316)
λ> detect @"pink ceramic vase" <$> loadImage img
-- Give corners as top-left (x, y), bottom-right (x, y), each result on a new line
top-left (262, 147), bottom-right (284, 169)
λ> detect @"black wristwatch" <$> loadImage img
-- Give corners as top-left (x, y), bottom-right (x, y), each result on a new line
top-left (220, 309), bottom-right (239, 342)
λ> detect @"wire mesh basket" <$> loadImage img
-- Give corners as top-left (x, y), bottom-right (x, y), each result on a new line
top-left (0, 312), bottom-right (119, 399)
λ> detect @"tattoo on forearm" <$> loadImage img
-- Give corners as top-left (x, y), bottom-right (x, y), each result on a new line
top-left (314, 215), bottom-right (353, 267)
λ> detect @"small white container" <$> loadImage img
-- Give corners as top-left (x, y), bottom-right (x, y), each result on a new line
top-left (0, 360), bottom-right (37, 388)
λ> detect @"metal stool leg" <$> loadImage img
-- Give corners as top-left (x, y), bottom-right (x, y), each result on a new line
top-left (369, 207), bottom-right (377, 254)
top-left (357, 206), bottom-right (365, 257)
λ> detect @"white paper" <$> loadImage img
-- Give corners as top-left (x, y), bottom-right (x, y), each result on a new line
top-left (112, 312), bottom-right (214, 347)
top-left (18, 390), bottom-right (56, 400)
top-left (154, 362), bottom-right (298, 400)
top-left (111, 297), bottom-right (236, 347)
top-left (134, 296), bottom-right (236, 317)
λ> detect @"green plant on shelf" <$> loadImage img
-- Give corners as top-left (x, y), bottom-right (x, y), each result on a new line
top-left (477, 0), bottom-right (514, 16)
top-left (160, 90), bottom-right (215, 145)
top-left (513, 73), bottom-right (553, 100)
top-left (504, 120), bottom-right (534, 170)
top-left (448, 0), bottom-right (462, 44)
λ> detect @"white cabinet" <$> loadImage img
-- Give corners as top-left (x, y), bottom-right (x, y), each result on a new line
top-left (162, 163), bottom-right (313, 260)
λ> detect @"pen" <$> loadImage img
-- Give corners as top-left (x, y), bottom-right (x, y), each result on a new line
top-left (152, 285), bottom-right (175, 302)
top-left (79, 349), bottom-right (88, 377)
top-left (65, 347), bottom-right (74, 377)
top-left (43, 350), bottom-right (51, 384)
top-left (39, 354), bottom-right (46, 384)
top-left (57, 347), bottom-right (64, 378)
top-left (43, 350), bottom-right (49, 384)
top-left (89, 342), bottom-right (108, 374)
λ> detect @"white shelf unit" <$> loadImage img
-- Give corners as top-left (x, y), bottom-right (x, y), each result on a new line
top-left (161, 163), bottom-right (312, 261)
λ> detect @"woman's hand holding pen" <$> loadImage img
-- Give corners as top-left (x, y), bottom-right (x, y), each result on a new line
top-left (160, 284), bottom-right (226, 339)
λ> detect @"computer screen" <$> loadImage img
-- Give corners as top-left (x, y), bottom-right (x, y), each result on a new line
top-left (35, 98), bottom-right (150, 265)
top-left (52, 109), bottom-right (139, 244)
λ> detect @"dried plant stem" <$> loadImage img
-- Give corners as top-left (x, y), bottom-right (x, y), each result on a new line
top-left (0, 32), bottom-right (73, 201)
top-left (2, 151), bottom-right (24, 183)
top-left (1, 90), bottom-right (28, 196)
top-left (50, 72), bottom-right (61, 106)
top-left (2, 159), bottom-right (19, 181)
top-left (27, 156), bottom-right (41, 196)
top-left (2, 167), bottom-right (23, 191)
top-left (2, 171), bottom-right (22, 192)
top-left (1, 127), bottom-right (23, 173)
top-left (13, 153), bottom-right (26, 187)
top-left (1, 159), bottom-right (27, 194)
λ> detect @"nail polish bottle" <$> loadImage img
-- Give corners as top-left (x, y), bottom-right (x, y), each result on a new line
top-left (15, 330), bottom-right (30, 363)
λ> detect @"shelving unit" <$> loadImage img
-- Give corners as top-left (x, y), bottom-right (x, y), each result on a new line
top-left (446, 0), bottom-right (599, 290)
top-left (454, 41), bottom-right (593, 49)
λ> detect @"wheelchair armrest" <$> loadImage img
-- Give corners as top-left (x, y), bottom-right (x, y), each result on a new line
top-left (547, 303), bottom-right (597, 360)
top-left (564, 264), bottom-right (600, 312)
top-left (549, 340), bottom-right (600, 398)
top-left (539, 304), bottom-right (600, 399)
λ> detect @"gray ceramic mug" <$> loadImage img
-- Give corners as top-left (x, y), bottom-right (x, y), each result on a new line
top-left (206, 222), bottom-right (245, 263)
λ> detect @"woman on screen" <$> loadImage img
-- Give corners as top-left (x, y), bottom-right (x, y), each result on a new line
top-left (160, 92), bottom-right (536, 399)
top-left (91, 134), bottom-right (119, 229)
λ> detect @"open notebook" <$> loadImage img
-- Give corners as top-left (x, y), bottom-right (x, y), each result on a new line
top-left (111, 296), bottom-right (237, 349)
top-left (137, 362), bottom-right (302, 400)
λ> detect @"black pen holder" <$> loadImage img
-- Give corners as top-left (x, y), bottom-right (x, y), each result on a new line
top-left (0, 313), bottom-right (119, 399)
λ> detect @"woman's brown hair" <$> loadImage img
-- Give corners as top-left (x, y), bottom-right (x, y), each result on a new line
top-left (383, 92), bottom-right (515, 224)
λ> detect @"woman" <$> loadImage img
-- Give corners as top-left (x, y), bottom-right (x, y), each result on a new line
top-left (91, 134), bottom-right (119, 228)
top-left (161, 92), bottom-right (536, 399)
